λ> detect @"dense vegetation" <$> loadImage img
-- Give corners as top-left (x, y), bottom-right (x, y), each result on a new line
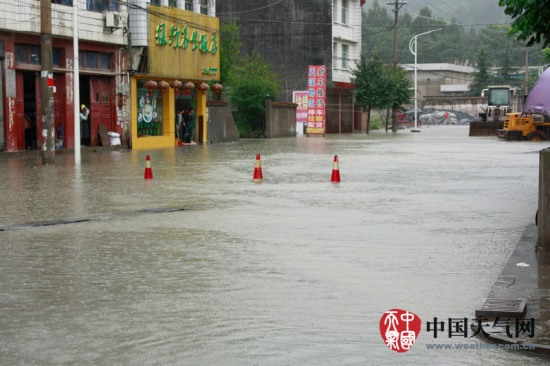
top-left (362, 0), bottom-right (549, 93)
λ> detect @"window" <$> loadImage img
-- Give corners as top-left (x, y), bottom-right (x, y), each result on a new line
top-left (150, 0), bottom-right (160, 5)
top-left (137, 80), bottom-right (164, 137)
top-left (168, 0), bottom-right (177, 7)
top-left (15, 44), bottom-right (40, 65)
top-left (333, 42), bottom-right (337, 67)
top-left (52, 0), bottom-right (73, 5)
top-left (52, 48), bottom-right (62, 67)
top-left (342, 44), bottom-right (349, 69)
top-left (79, 51), bottom-right (113, 70)
top-left (200, 0), bottom-right (208, 14)
top-left (184, 0), bottom-right (193, 10)
top-left (86, 0), bottom-right (118, 12)
top-left (341, 0), bottom-right (348, 24)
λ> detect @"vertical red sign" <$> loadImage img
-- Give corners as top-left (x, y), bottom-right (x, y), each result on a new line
top-left (306, 65), bottom-right (326, 135)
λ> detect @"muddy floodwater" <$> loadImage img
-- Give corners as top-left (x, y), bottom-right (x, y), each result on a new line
top-left (0, 126), bottom-right (547, 365)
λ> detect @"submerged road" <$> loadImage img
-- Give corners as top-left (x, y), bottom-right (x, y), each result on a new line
top-left (0, 126), bottom-right (546, 365)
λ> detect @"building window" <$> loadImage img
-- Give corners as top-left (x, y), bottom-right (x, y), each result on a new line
top-left (52, 0), bottom-right (73, 5)
top-left (168, 0), bottom-right (177, 7)
top-left (342, 44), bottom-right (349, 69)
top-left (150, 0), bottom-right (160, 6)
top-left (15, 44), bottom-right (40, 65)
top-left (184, 0), bottom-right (193, 10)
top-left (79, 51), bottom-right (113, 70)
top-left (200, 0), bottom-right (208, 14)
top-left (333, 42), bottom-right (337, 68)
top-left (86, 0), bottom-right (118, 12)
top-left (52, 48), bottom-right (62, 67)
top-left (341, 0), bottom-right (348, 24)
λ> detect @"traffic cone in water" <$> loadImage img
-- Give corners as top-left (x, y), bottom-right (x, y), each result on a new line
top-left (331, 155), bottom-right (341, 183)
top-left (144, 155), bottom-right (153, 179)
top-left (253, 154), bottom-right (263, 183)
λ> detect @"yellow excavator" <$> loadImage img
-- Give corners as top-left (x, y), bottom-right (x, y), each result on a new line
top-left (497, 67), bottom-right (550, 141)
top-left (497, 113), bottom-right (550, 141)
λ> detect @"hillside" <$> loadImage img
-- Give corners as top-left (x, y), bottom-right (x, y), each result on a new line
top-left (364, 0), bottom-right (511, 27)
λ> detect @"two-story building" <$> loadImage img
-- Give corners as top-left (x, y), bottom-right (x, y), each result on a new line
top-left (0, 0), bottom-right (128, 151)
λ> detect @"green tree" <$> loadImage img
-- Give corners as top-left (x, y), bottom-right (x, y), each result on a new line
top-left (388, 67), bottom-right (413, 113)
top-left (499, 0), bottom-right (550, 47)
top-left (229, 52), bottom-right (281, 137)
top-left (220, 20), bottom-right (242, 85)
top-left (362, 0), bottom-right (394, 64)
top-left (470, 48), bottom-right (492, 96)
top-left (352, 54), bottom-right (398, 132)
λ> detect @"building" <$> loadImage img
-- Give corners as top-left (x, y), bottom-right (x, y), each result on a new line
top-left (216, 0), bottom-right (365, 134)
top-left (400, 63), bottom-right (476, 101)
top-left (128, 0), bottom-right (220, 150)
top-left (0, 0), bottom-right (128, 152)
top-left (0, 0), bottom-right (220, 152)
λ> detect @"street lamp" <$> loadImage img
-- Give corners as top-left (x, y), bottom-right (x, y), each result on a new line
top-left (409, 28), bottom-right (442, 132)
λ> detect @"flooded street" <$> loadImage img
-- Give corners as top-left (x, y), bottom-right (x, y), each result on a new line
top-left (0, 126), bottom-right (546, 365)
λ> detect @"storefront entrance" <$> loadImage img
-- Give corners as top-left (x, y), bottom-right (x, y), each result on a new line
top-left (82, 76), bottom-right (114, 147)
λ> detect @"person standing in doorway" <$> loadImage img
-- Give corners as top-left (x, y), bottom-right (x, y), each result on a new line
top-left (176, 109), bottom-right (184, 141)
top-left (80, 104), bottom-right (90, 146)
top-left (184, 108), bottom-right (196, 144)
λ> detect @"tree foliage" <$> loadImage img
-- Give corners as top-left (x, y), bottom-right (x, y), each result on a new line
top-left (229, 52), bottom-right (281, 136)
top-left (352, 54), bottom-right (412, 132)
top-left (219, 20), bottom-right (241, 84)
top-left (362, 0), bottom-right (548, 73)
top-left (470, 48), bottom-right (492, 96)
top-left (499, 0), bottom-right (550, 47)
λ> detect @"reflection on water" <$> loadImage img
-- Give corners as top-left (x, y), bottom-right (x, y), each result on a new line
top-left (0, 127), bottom-right (544, 364)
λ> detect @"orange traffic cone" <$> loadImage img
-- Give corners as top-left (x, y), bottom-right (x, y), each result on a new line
top-left (253, 154), bottom-right (263, 183)
top-left (144, 155), bottom-right (153, 179)
top-left (331, 155), bottom-right (341, 183)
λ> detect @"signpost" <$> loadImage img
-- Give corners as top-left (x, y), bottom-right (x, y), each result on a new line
top-left (306, 65), bottom-right (326, 136)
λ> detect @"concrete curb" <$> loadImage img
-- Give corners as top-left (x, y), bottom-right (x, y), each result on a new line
top-left (475, 224), bottom-right (550, 356)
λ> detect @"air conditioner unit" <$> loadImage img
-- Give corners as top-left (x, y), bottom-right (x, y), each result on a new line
top-left (105, 11), bottom-right (122, 29)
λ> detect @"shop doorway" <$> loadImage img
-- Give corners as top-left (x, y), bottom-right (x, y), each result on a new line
top-left (81, 75), bottom-right (113, 146)
top-left (23, 72), bottom-right (37, 149)
top-left (175, 88), bottom-right (195, 141)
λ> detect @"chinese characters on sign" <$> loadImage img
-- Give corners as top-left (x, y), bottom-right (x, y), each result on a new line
top-left (379, 309), bottom-right (536, 353)
top-left (426, 316), bottom-right (535, 339)
top-left (306, 65), bottom-right (326, 135)
top-left (155, 23), bottom-right (218, 55)
top-left (293, 91), bottom-right (308, 124)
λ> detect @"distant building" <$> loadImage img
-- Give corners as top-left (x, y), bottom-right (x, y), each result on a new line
top-left (400, 63), bottom-right (476, 101)
top-left (217, 0), bottom-right (365, 133)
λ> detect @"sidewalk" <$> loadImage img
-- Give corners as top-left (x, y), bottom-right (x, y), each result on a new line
top-left (474, 223), bottom-right (550, 355)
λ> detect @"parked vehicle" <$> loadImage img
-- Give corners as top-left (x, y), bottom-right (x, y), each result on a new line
top-left (497, 67), bottom-right (550, 141)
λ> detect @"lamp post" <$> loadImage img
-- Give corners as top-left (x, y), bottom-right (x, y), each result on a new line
top-left (409, 28), bottom-right (441, 132)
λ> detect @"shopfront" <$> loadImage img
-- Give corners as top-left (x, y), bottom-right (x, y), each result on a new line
top-left (131, 5), bottom-right (220, 150)
top-left (0, 34), bottom-right (121, 152)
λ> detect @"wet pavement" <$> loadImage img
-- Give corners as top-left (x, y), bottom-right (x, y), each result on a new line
top-left (1, 126), bottom-right (549, 365)
top-left (476, 223), bottom-right (550, 355)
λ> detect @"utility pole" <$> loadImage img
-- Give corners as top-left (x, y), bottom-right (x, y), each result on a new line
top-left (388, 1), bottom-right (406, 132)
top-left (40, 0), bottom-right (55, 164)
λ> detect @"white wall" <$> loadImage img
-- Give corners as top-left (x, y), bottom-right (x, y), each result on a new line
top-left (0, 0), bottom-right (126, 45)
top-left (332, 0), bottom-right (362, 83)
